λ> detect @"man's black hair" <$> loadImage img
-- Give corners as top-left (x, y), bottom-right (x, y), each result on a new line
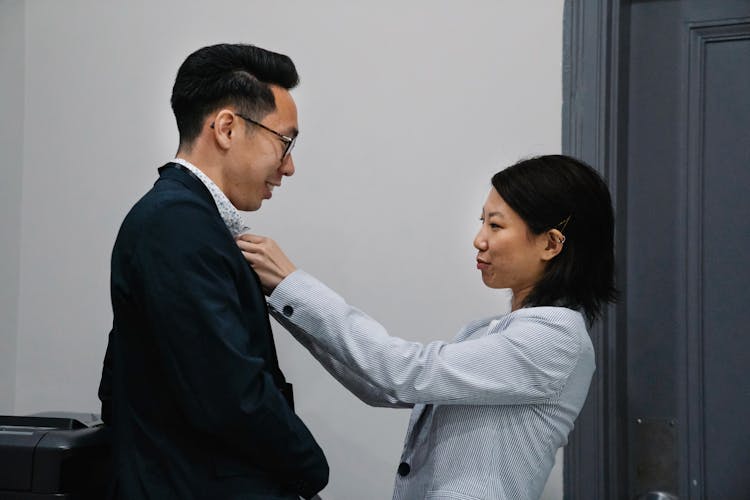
top-left (171, 43), bottom-right (299, 149)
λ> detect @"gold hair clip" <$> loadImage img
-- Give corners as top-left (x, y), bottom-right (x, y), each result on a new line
top-left (556, 215), bottom-right (572, 233)
top-left (555, 215), bottom-right (571, 244)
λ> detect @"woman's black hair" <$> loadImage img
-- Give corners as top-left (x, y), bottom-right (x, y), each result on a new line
top-left (492, 154), bottom-right (617, 324)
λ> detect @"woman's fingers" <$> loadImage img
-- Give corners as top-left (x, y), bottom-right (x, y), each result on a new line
top-left (236, 239), bottom-right (259, 254)
top-left (237, 232), bottom-right (264, 243)
top-left (238, 249), bottom-right (258, 264)
top-left (237, 234), bottom-right (275, 256)
top-left (237, 233), bottom-right (264, 248)
top-left (235, 234), bottom-right (297, 294)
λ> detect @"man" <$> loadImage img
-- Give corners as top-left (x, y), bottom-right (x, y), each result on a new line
top-left (98, 43), bottom-right (328, 500)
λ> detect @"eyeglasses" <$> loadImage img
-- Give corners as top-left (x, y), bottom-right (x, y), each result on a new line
top-left (235, 112), bottom-right (297, 160)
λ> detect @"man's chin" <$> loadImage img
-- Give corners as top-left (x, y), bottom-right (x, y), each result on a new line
top-left (236, 200), bottom-right (262, 212)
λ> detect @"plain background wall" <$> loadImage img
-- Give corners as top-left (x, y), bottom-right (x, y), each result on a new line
top-left (0, 0), bottom-right (24, 415)
top-left (3, 1), bottom-right (565, 498)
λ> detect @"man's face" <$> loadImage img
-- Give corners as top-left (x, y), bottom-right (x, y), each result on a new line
top-left (224, 86), bottom-right (298, 211)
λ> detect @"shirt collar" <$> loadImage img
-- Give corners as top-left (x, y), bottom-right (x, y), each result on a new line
top-left (171, 158), bottom-right (250, 238)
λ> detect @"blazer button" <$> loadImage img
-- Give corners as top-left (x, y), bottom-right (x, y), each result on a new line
top-left (282, 305), bottom-right (294, 317)
top-left (397, 462), bottom-right (410, 477)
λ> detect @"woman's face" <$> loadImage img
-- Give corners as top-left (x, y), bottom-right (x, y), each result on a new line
top-left (474, 188), bottom-right (551, 302)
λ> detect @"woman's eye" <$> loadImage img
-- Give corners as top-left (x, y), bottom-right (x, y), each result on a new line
top-left (479, 218), bottom-right (501, 229)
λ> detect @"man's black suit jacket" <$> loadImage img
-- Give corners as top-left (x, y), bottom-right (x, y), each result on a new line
top-left (98, 164), bottom-right (328, 499)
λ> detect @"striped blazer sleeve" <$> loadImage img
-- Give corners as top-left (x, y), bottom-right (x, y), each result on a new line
top-left (268, 270), bottom-right (584, 406)
top-left (271, 310), bottom-right (411, 408)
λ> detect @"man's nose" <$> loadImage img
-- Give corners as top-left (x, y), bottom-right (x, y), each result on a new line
top-left (280, 154), bottom-right (295, 176)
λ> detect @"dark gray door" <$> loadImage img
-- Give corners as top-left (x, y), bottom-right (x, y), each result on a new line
top-left (626, 2), bottom-right (750, 499)
top-left (563, 1), bottom-right (750, 499)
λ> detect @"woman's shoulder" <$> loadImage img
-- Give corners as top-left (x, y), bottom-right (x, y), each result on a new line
top-left (511, 305), bottom-right (585, 324)
top-left (497, 307), bottom-right (593, 366)
top-left (451, 313), bottom-right (507, 342)
top-left (456, 307), bottom-right (588, 344)
top-left (497, 306), bottom-right (588, 340)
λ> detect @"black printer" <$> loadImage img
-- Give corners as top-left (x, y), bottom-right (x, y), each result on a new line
top-left (0, 412), bottom-right (110, 499)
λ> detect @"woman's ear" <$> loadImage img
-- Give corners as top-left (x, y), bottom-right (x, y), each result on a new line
top-left (541, 229), bottom-right (565, 261)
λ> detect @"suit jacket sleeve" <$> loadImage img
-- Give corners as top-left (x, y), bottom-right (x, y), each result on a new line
top-left (97, 328), bottom-right (114, 424)
top-left (268, 270), bottom-right (584, 406)
top-left (130, 200), bottom-right (327, 498)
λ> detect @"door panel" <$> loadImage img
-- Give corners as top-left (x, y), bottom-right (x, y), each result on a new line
top-left (698, 29), bottom-right (750, 498)
top-left (626, 2), bottom-right (750, 499)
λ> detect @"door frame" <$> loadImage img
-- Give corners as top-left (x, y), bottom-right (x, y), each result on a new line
top-left (562, 1), bottom-right (628, 498)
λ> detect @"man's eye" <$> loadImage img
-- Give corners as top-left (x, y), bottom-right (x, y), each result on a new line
top-left (490, 223), bottom-right (501, 229)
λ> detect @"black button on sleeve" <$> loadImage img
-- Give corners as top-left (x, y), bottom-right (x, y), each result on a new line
top-left (397, 462), bottom-right (410, 477)
top-left (282, 305), bottom-right (294, 317)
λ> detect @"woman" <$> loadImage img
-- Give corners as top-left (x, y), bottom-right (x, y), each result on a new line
top-left (237, 155), bottom-right (616, 500)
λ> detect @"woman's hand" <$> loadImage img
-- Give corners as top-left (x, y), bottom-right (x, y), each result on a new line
top-left (236, 234), bottom-right (297, 295)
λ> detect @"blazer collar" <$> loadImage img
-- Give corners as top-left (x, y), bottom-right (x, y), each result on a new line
top-left (157, 162), bottom-right (215, 206)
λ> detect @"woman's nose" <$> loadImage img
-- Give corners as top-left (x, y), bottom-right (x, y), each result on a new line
top-left (474, 231), bottom-right (487, 251)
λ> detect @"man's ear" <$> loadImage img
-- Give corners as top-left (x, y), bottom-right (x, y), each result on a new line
top-left (210, 109), bottom-right (236, 150)
top-left (540, 229), bottom-right (565, 261)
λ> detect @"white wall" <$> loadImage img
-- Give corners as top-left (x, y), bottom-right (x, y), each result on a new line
top-left (0, 0), bottom-right (25, 414)
top-left (6, 1), bottom-right (564, 498)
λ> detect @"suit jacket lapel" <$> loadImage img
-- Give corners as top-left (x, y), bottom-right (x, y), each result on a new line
top-left (158, 162), bottom-right (295, 409)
